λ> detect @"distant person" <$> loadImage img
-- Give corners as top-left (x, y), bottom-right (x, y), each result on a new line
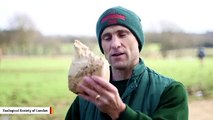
top-left (65, 6), bottom-right (188, 120)
top-left (197, 47), bottom-right (206, 66)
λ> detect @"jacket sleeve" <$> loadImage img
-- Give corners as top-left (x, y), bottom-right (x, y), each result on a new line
top-left (65, 96), bottom-right (80, 120)
top-left (118, 82), bottom-right (188, 120)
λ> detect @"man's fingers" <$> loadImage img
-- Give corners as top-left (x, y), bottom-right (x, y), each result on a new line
top-left (78, 79), bottom-right (99, 101)
top-left (84, 76), bottom-right (104, 93)
top-left (91, 75), bottom-right (116, 92)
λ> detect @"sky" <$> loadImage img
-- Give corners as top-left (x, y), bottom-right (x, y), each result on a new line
top-left (0, 0), bottom-right (213, 36)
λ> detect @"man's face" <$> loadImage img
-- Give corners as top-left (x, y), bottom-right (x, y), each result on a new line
top-left (101, 25), bottom-right (139, 69)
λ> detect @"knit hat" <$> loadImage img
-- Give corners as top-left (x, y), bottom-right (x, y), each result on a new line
top-left (96, 6), bottom-right (144, 53)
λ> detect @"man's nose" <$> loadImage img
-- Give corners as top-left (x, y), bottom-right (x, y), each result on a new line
top-left (111, 36), bottom-right (121, 49)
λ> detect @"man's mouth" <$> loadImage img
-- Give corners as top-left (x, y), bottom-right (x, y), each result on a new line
top-left (111, 53), bottom-right (124, 57)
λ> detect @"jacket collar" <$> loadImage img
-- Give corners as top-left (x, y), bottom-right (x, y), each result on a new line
top-left (131, 58), bottom-right (146, 77)
top-left (109, 58), bottom-right (146, 81)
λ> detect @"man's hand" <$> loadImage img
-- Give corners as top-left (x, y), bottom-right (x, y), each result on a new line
top-left (77, 75), bottom-right (126, 120)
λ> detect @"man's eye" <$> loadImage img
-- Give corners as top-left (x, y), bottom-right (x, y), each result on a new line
top-left (119, 32), bottom-right (127, 37)
top-left (103, 36), bottom-right (111, 41)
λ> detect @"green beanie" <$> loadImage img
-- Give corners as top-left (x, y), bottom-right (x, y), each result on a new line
top-left (96, 6), bottom-right (144, 53)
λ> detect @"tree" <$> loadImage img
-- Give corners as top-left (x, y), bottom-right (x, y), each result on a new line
top-left (5, 13), bottom-right (38, 55)
top-left (157, 20), bottom-right (192, 57)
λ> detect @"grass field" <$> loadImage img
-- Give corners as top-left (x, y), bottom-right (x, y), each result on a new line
top-left (0, 56), bottom-right (76, 120)
top-left (0, 56), bottom-right (213, 120)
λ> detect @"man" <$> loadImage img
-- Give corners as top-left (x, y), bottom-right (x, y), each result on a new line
top-left (65, 6), bottom-right (188, 120)
top-left (197, 47), bottom-right (206, 66)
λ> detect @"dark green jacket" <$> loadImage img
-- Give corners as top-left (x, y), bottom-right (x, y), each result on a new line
top-left (65, 59), bottom-right (188, 120)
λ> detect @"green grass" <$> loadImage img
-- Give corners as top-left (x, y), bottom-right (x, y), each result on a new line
top-left (0, 56), bottom-right (213, 119)
top-left (0, 56), bottom-right (76, 120)
top-left (144, 57), bottom-right (213, 86)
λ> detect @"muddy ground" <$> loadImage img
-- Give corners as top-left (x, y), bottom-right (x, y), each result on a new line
top-left (189, 98), bottom-right (213, 120)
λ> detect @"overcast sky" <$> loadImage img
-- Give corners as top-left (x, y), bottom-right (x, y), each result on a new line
top-left (0, 0), bottom-right (212, 36)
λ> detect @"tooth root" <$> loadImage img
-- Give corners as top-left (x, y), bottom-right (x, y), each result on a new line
top-left (68, 40), bottom-right (110, 94)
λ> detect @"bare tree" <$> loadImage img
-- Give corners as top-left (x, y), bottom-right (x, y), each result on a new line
top-left (157, 20), bottom-right (193, 57)
top-left (0, 47), bottom-right (2, 65)
top-left (159, 20), bottom-right (184, 33)
top-left (7, 13), bottom-right (36, 31)
top-left (6, 13), bottom-right (38, 55)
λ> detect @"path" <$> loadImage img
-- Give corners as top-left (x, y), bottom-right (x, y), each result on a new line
top-left (189, 99), bottom-right (213, 120)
